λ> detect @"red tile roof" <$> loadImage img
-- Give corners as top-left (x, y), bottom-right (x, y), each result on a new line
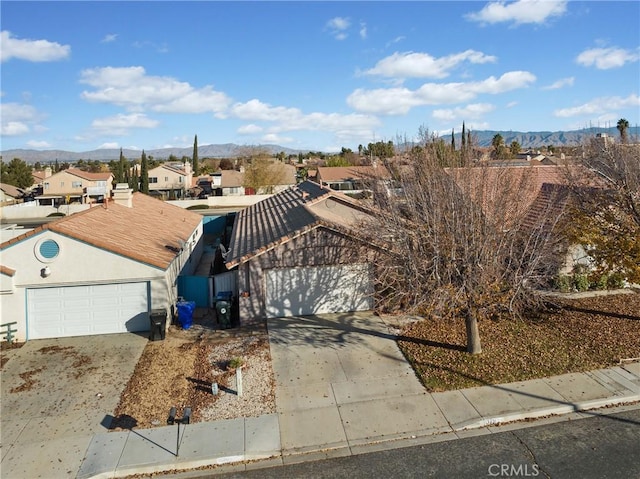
top-left (63, 168), bottom-right (113, 181)
top-left (317, 165), bottom-right (391, 183)
top-left (1, 193), bottom-right (202, 270)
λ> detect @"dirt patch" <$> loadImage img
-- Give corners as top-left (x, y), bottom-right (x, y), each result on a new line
top-left (398, 291), bottom-right (640, 391)
top-left (11, 367), bottom-right (44, 393)
top-left (111, 323), bottom-right (276, 430)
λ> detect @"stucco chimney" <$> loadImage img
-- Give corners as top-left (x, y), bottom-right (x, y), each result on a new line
top-left (112, 183), bottom-right (133, 208)
top-left (44, 166), bottom-right (52, 178)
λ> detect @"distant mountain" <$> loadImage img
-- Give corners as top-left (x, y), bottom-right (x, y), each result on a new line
top-left (2, 127), bottom-right (638, 164)
top-left (467, 126), bottom-right (639, 148)
top-left (0, 143), bottom-right (304, 164)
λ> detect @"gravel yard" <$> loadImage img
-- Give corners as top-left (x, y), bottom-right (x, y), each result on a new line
top-left (110, 312), bottom-right (276, 430)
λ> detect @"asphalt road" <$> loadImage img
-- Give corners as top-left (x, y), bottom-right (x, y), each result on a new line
top-left (208, 407), bottom-right (640, 479)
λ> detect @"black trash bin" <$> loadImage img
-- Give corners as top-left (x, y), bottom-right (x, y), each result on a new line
top-left (149, 309), bottom-right (167, 341)
top-left (215, 291), bottom-right (233, 329)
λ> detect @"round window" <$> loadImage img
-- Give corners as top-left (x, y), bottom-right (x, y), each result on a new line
top-left (35, 239), bottom-right (60, 262)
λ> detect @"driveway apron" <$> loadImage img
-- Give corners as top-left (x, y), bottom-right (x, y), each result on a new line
top-left (0, 333), bottom-right (148, 478)
top-left (267, 312), bottom-right (450, 456)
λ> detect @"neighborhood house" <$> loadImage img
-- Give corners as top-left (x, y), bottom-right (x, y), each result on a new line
top-left (0, 186), bottom-right (203, 342)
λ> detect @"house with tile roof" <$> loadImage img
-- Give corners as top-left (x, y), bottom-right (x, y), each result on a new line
top-left (225, 180), bottom-right (379, 325)
top-left (148, 162), bottom-right (193, 199)
top-left (192, 170), bottom-right (246, 198)
top-left (315, 164), bottom-right (392, 198)
top-left (36, 168), bottom-right (114, 206)
top-left (0, 183), bottom-right (25, 206)
top-left (0, 186), bottom-right (203, 341)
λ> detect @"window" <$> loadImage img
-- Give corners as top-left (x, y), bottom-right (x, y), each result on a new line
top-left (165, 176), bottom-right (169, 182)
top-left (72, 181), bottom-right (82, 188)
top-left (35, 238), bottom-right (60, 262)
top-left (96, 181), bottom-right (106, 187)
top-left (44, 182), bottom-right (50, 190)
top-left (179, 177), bottom-right (183, 183)
top-left (150, 177), bottom-right (158, 183)
top-left (60, 181), bottom-right (64, 187)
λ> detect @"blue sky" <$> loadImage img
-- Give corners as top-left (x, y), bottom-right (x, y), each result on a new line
top-left (1, 1), bottom-right (639, 153)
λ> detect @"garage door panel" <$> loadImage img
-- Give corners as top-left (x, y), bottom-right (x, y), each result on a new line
top-left (265, 264), bottom-right (373, 318)
top-left (27, 282), bottom-right (149, 339)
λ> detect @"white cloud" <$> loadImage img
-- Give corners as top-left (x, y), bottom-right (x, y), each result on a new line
top-left (326, 17), bottom-right (350, 40)
top-left (365, 50), bottom-right (497, 79)
top-left (554, 94), bottom-right (640, 118)
top-left (348, 71), bottom-right (536, 115)
top-left (1, 31), bottom-right (70, 62)
top-left (261, 133), bottom-right (294, 144)
top-left (466, 0), bottom-right (567, 26)
top-left (101, 34), bottom-right (118, 43)
top-left (27, 140), bottom-right (52, 148)
top-left (360, 23), bottom-right (367, 39)
top-left (432, 103), bottom-right (495, 122)
top-left (386, 36), bottom-right (405, 48)
top-left (542, 77), bottom-right (574, 90)
top-left (98, 142), bottom-right (120, 149)
top-left (576, 47), bottom-right (640, 70)
top-left (231, 99), bottom-right (301, 122)
top-left (79, 66), bottom-right (231, 114)
top-left (0, 102), bottom-right (44, 136)
top-left (230, 99), bottom-right (380, 136)
top-left (237, 124), bottom-right (263, 135)
top-left (91, 113), bottom-right (159, 135)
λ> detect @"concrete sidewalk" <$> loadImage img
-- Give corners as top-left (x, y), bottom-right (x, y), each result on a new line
top-left (76, 361), bottom-right (640, 478)
top-left (75, 354), bottom-right (640, 478)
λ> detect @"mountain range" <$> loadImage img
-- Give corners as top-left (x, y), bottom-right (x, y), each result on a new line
top-left (2, 127), bottom-right (637, 164)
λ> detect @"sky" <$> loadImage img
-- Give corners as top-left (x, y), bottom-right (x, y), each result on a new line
top-left (1, 1), bottom-right (639, 154)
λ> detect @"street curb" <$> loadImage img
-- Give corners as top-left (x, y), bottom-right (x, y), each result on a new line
top-left (454, 394), bottom-right (640, 431)
top-left (140, 395), bottom-right (640, 479)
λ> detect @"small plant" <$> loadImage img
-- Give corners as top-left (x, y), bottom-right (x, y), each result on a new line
top-left (607, 273), bottom-right (626, 289)
top-left (186, 204), bottom-right (209, 210)
top-left (554, 275), bottom-right (572, 292)
top-left (573, 273), bottom-right (590, 292)
top-left (47, 212), bottom-right (65, 217)
top-left (228, 357), bottom-right (244, 370)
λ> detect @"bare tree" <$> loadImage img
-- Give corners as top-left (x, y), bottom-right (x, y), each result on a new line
top-left (362, 134), bottom-right (568, 354)
top-left (242, 148), bottom-right (290, 194)
top-left (566, 141), bottom-right (640, 283)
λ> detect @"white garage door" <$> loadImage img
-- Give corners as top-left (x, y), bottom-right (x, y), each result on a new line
top-left (265, 264), bottom-right (373, 318)
top-left (27, 282), bottom-right (150, 339)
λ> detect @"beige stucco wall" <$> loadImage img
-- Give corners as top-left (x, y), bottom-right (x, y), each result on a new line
top-left (237, 226), bottom-right (372, 326)
top-left (0, 222), bottom-right (203, 342)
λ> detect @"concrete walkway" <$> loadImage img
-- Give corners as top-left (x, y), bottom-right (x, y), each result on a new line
top-left (4, 313), bottom-right (638, 478)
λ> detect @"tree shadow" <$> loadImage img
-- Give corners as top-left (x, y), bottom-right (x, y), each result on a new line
top-left (561, 305), bottom-right (639, 321)
top-left (268, 312), bottom-right (465, 352)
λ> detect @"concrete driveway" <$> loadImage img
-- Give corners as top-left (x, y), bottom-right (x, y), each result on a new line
top-left (0, 333), bottom-right (147, 478)
top-left (267, 312), bottom-right (451, 457)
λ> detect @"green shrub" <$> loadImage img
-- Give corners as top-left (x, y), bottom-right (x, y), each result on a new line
top-left (573, 273), bottom-right (590, 292)
top-left (228, 357), bottom-right (244, 369)
top-left (186, 204), bottom-right (209, 210)
top-left (47, 212), bottom-right (66, 217)
top-left (607, 273), bottom-right (626, 289)
top-left (554, 275), bottom-right (572, 292)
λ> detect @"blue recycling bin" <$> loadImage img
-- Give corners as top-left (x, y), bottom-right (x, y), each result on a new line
top-left (176, 300), bottom-right (196, 329)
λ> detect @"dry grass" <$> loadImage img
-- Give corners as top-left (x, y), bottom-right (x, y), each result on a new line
top-left (398, 291), bottom-right (640, 391)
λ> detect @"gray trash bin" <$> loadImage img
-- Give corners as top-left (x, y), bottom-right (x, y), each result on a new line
top-left (149, 309), bottom-right (167, 341)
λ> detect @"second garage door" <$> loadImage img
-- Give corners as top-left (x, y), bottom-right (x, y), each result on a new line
top-left (264, 264), bottom-right (373, 318)
top-left (27, 282), bottom-right (150, 340)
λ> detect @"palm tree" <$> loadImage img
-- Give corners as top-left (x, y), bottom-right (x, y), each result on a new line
top-left (617, 118), bottom-right (629, 144)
